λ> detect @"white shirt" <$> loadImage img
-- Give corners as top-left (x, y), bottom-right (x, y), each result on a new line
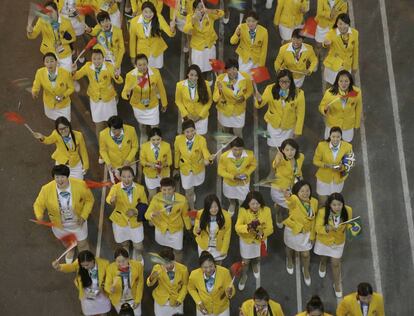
top-left (203, 271), bottom-right (216, 293)
top-left (121, 182), bottom-right (136, 203)
top-left (56, 183), bottom-right (77, 224)
top-left (329, 142), bottom-right (341, 161)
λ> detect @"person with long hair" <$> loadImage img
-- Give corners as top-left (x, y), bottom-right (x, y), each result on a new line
top-left (319, 70), bottom-right (362, 142)
top-left (188, 251), bottom-right (234, 316)
top-left (129, 1), bottom-right (176, 68)
top-left (32, 116), bottom-right (89, 179)
top-left (239, 287), bottom-right (284, 316)
top-left (296, 295), bottom-right (332, 316)
top-left (194, 194), bottom-right (232, 265)
top-left (175, 64), bottom-right (213, 135)
top-left (314, 192), bottom-right (352, 298)
top-left (235, 191), bottom-right (274, 291)
top-left (283, 180), bottom-right (318, 286)
top-left (52, 250), bottom-right (111, 316)
top-left (94, 0), bottom-right (122, 28)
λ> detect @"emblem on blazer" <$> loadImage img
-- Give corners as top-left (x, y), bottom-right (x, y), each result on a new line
top-left (103, 75), bottom-right (108, 80)
top-left (127, 140), bottom-right (131, 144)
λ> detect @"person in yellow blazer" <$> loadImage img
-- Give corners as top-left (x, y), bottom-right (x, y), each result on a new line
top-left (314, 192), bottom-right (353, 298)
top-left (33, 165), bottom-right (94, 262)
top-left (122, 54), bottom-right (168, 143)
top-left (32, 116), bottom-right (89, 179)
top-left (55, 0), bottom-right (91, 37)
top-left (52, 250), bottom-right (111, 316)
top-left (194, 195), bottom-right (232, 264)
top-left (170, 0), bottom-right (194, 52)
top-left (213, 59), bottom-right (253, 137)
top-left (32, 52), bottom-right (74, 121)
top-left (235, 191), bottom-right (274, 291)
top-left (255, 70), bottom-right (305, 171)
top-left (230, 11), bottom-right (268, 73)
top-left (106, 166), bottom-right (148, 263)
top-left (104, 247), bottom-right (144, 315)
top-left (74, 49), bottom-right (123, 136)
top-left (337, 282), bottom-right (385, 316)
top-left (319, 70), bottom-right (362, 142)
top-left (99, 115), bottom-right (139, 183)
top-left (283, 181), bottom-right (318, 286)
top-left (175, 64), bottom-right (213, 135)
top-left (174, 120), bottom-right (212, 209)
top-left (139, 128), bottom-right (172, 199)
top-left (145, 177), bottom-right (191, 261)
top-left (312, 126), bottom-right (353, 203)
top-left (239, 287), bottom-right (284, 316)
top-left (315, 0), bottom-right (348, 45)
top-left (131, 0), bottom-right (163, 16)
top-left (188, 251), bottom-right (235, 316)
top-left (273, 0), bottom-right (309, 43)
top-left (94, 0), bottom-right (122, 28)
top-left (323, 13), bottom-right (359, 85)
top-left (218, 137), bottom-right (257, 216)
top-left (274, 29), bottom-right (318, 88)
top-left (146, 247), bottom-right (189, 316)
top-left (129, 1), bottom-right (175, 69)
top-left (296, 295), bottom-right (333, 316)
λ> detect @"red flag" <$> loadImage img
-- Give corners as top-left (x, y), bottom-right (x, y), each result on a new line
top-left (209, 59), bottom-right (225, 73)
top-left (59, 233), bottom-right (77, 248)
top-left (30, 219), bottom-right (55, 227)
top-left (230, 261), bottom-right (244, 277)
top-left (347, 90), bottom-right (359, 98)
top-left (163, 0), bottom-right (177, 8)
top-left (301, 17), bottom-right (317, 39)
top-left (206, 0), bottom-right (219, 5)
top-left (35, 3), bottom-right (52, 14)
top-left (251, 67), bottom-right (270, 83)
top-left (4, 112), bottom-right (25, 124)
top-left (260, 240), bottom-right (268, 257)
top-left (76, 5), bottom-right (96, 15)
top-left (188, 210), bottom-right (198, 219)
top-left (85, 37), bottom-right (98, 51)
top-left (85, 179), bottom-right (112, 189)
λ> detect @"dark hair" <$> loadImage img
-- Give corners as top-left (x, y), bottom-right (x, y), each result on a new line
top-left (357, 282), bottom-right (373, 296)
top-left (141, 2), bottom-right (161, 37)
top-left (193, 0), bottom-right (205, 9)
top-left (306, 295), bottom-right (325, 313)
top-left (245, 11), bottom-right (259, 21)
top-left (160, 177), bottom-right (175, 188)
top-left (77, 250), bottom-right (95, 288)
top-left (44, 1), bottom-right (58, 12)
top-left (200, 194), bottom-right (225, 231)
top-left (149, 127), bottom-right (162, 138)
top-left (43, 52), bottom-right (57, 61)
top-left (230, 137), bottom-right (244, 148)
top-left (225, 58), bottom-right (239, 70)
top-left (329, 70), bottom-right (355, 95)
top-left (135, 53), bottom-right (149, 64)
top-left (199, 250), bottom-right (215, 266)
top-left (159, 247), bottom-right (175, 261)
top-left (326, 126), bottom-right (343, 142)
top-left (187, 64), bottom-right (209, 104)
top-left (120, 166), bottom-right (135, 177)
top-left (97, 10), bottom-right (111, 23)
top-left (279, 138), bottom-right (299, 160)
top-left (334, 13), bottom-right (351, 28)
top-left (52, 164), bottom-right (70, 178)
top-left (55, 116), bottom-right (77, 150)
top-left (272, 69), bottom-right (297, 101)
top-left (182, 119), bottom-right (195, 131)
top-left (253, 287), bottom-right (269, 301)
top-left (241, 191), bottom-right (265, 209)
top-left (114, 247), bottom-right (129, 259)
top-left (107, 115), bottom-right (123, 129)
top-left (292, 28), bottom-right (304, 39)
top-left (323, 193), bottom-right (349, 225)
top-left (91, 48), bottom-right (104, 56)
top-left (119, 303), bottom-right (135, 316)
top-left (292, 180), bottom-right (312, 198)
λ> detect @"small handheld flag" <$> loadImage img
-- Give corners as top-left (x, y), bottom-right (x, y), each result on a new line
top-left (301, 17), bottom-right (317, 39)
top-left (251, 67), bottom-right (271, 84)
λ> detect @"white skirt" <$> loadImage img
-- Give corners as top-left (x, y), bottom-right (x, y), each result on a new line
top-left (218, 111), bottom-right (245, 128)
top-left (133, 105), bottom-right (160, 125)
top-left (316, 179), bottom-right (344, 196)
top-left (223, 182), bottom-right (249, 201)
top-left (194, 117), bottom-right (209, 135)
top-left (279, 24), bottom-right (302, 41)
top-left (68, 161), bottom-right (83, 180)
top-left (115, 302), bottom-right (141, 316)
top-left (90, 97), bottom-right (117, 123)
top-left (324, 66), bottom-right (351, 85)
top-left (240, 238), bottom-right (263, 259)
top-left (154, 301), bottom-right (183, 316)
top-left (68, 16), bottom-right (85, 36)
top-left (113, 222), bottom-right (144, 243)
top-left (191, 45), bottom-right (216, 72)
top-left (270, 187), bottom-right (287, 208)
top-left (52, 220), bottom-right (88, 241)
top-left (197, 307), bottom-right (230, 316)
top-left (44, 104), bottom-right (71, 121)
top-left (294, 76), bottom-right (305, 88)
top-left (267, 123), bottom-right (294, 147)
top-left (176, 17), bottom-right (186, 32)
top-left (284, 226), bottom-right (313, 252)
top-left (144, 175), bottom-right (161, 190)
top-left (155, 228), bottom-right (184, 250)
top-left (149, 53), bottom-right (164, 69)
top-left (110, 9), bottom-right (122, 28)
top-left (58, 55), bottom-right (73, 72)
top-left (324, 125), bottom-right (354, 142)
top-left (80, 291), bottom-right (111, 315)
top-left (314, 239), bottom-right (345, 259)
top-left (315, 25), bottom-right (329, 43)
top-left (198, 245), bottom-right (227, 261)
top-left (181, 170), bottom-right (205, 190)
top-left (238, 57), bottom-right (258, 75)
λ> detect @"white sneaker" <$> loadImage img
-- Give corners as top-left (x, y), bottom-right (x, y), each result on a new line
top-left (183, 45), bottom-right (189, 53)
top-left (333, 283), bottom-right (343, 298)
top-left (223, 12), bottom-right (230, 24)
top-left (253, 264), bottom-right (260, 279)
top-left (65, 253), bottom-right (74, 264)
top-left (302, 268), bottom-right (311, 286)
top-left (98, 157), bottom-right (105, 164)
top-left (318, 261), bottom-right (326, 278)
top-left (286, 258), bottom-right (294, 275)
top-left (74, 81), bottom-right (81, 92)
top-left (265, 0), bottom-right (273, 9)
top-left (78, 56), bottom-right (85, 64)
top-left (276, 222), bottom-right (284, 229)
top-left (238, 274), bottom-right (247, 291)
top-left (228, 204), bottom-right (236, 217)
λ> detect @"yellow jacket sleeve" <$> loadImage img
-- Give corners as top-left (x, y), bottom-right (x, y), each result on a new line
top-left (177, 266), bottom-right (189, 303)
top-left (294, 89), bottom-right (305, 135)
top-left (352, 31), bottom-right (359, 70)
top-left (59, 260), bottom-right (79, 273)
top-left (63, 71), bottom-right (74, 98)
top-left (355, 89), bottom-right (362, 128)
top-left (175, 82), bottom-right (189, 117)
top-left (134, 263), bottom-right (144, 304)
top-left (126, 130), bottom-right (139, 163)
top-left (33, 186), bottom-right (47, 220)
top-left (32, 69), bottom-right (42, 95)
top-left (235, 208), bottom-right (249, 235)
top-left (260, 31), bottom-right (268, 66)
top-left (255, 84), bottom-right (273, 109)
top-left (73, 64), bottom-right (88, 81)
top-left (221, 214), bottom-right (232, 254)
top-left (80, 183), bottom-right (94, 220)
top-left (312, 142), bottom-right (325, 168)
top-left (99, 131), bottom-right (111, 166)
top-left (27, 19), bottom-right (41, 39)
top-left (129, 17), bottom-right (138, 58)
top-left (274, 0), bottom-right (285, 25)
top-left (78, 132), bottom-right (90, 171)
top-left (155, 70), bottom-right (168, 107)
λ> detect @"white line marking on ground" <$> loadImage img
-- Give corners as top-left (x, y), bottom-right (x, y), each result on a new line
top-left (95, 165), bottom-right (108, 258)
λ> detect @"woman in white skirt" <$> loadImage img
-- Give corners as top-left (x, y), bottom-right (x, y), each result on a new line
top-left (314, 192), bottom-right (353, 298)
top-left (52, 250), bottom-right (111, 316)
top-left (235, 191), bottom-right (274, 291)
top-left (273, 0), bottom-right (309, 43)
top-left (313, 126), bottom-right (353, 205)
top-left (283, 180), bottom-right (318, 286)
top-left (106, 166), bottom-right (148, 263)
top-left (33, 116), bottom-right (89, 179)
top-left (194, 195), bottom-right (232, 265)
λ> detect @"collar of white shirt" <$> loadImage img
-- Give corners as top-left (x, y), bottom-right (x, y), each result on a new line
top-left (287, 42), bottom-right (307, 54)
top-left (227, 150), bottom-right (248, 159)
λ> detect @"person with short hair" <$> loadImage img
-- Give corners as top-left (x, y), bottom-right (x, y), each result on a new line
top-left (94, 0), bottom-right (122, 28)
top-left (296, 295), bottom-right (332, 316)
top-left (119, 302), bottom-right (135, 316)
top-left (239, 287), bottom-right (284, 316)
top-left (315, 0), bottom-right (348, 46)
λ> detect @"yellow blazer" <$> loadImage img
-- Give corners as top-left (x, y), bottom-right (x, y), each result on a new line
top-left (255, 84), bottom-right (305, 135)
top-left (319, 87), bottom-right (362, 130)
top-left (145, 192), bottom-right (191, 233)
top-left (27, 16), bottom-right (75, 58)
top-left (240, 299), bottom-right (285, 316)
top-left (129, 14), bottom-right (175, 59)
top-left (175, 79), bottom-right (213, 119)
top-left (121, 67), bottom-right (168, 109)
top-left (33, 178), bottom-right (95, 228)
top-left (41, 129), bottom-right (89, 170)
top-left (106, 182), bottom-right (148, 227)
top-left (284, 194), bottom-right (318, 239)
top-left (274, 43), bottom-right (318, 79)
top-left (94, 0), bottom-right (119, 14)
top-left (229, 23), bottom-right (268, 66)
top-left (218, 149), bottom-right (257, 187)
top-left (169, 0), bottom-right (195, 21)
top-left (313, 140), bottom-right (353, 184)
top-left (32, 67), bottom-right (74, 109)
top-left (323, 28), bottom-right (359, 71)
top-left (99, 125), bottom-right (139, 168)
top-left (139, 141), bottom-right (172, 179)
top-left (193, 209), bottom-right (232, 255)
top-left (146, 262), bottom-right (189, 306)
top-left (174, 134), bottom-right (211, 176)
top-left (59, 257), bottom-right (109, 300)
top-left (296, 312), bottom-right (332, 316)
top-left (337, 292), bottom-right (385, 316)
top-left (188, 265), bottom-right (235, 315)
top-left (213, 72), bottom-right (253, 117)
top-left (73, 62), bottom-right (123, 102)
top-left (104, 260), bottom-right (144, 306)
top-left (90, 25), bottom-right (125, 69)
top-left (316, 0), bottom-right (348, 29)
top-left (183, 10), bottom-right (224, 50)
top-left (235, 207), bottom-right (274, 244)
top-left (274, 0), bottom-right (309, 28)
top-left (272, 152), bottom-right (304, 190)
top-left (132, 0), bottom-right (163, 15)
top-left (315, 206), bottom-right (352, 246)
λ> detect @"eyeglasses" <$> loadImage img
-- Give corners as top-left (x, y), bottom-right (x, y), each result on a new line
top-left (279, 80), bottom-right (291, 84)
top-left (58, 126), bottom-right (69, 132)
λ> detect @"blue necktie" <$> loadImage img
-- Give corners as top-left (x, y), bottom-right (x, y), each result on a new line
top-left (249, 30), bottom-right (256, 41)
top-left (48, 72), bottom-right (57, 82)
top-left (204, 275), bottom-right (215, 292)
top-left (51, 20), bottom-right (60, 30)
top-left (63, 136), bottom-right (71, 144)
top-left (60, 191), bottom-right (70, 199)
top-left (167, 271), bottom-right (175, 281)
top-left (153, 145), bottom-right (159, 160)
top-left (123, 186), bottom-right (133, 196)
top-left (332, 146), bottom-right (339, 153)
top-left (279, 89), bottom-right (288, 98)
top-left (95, 66), bottom-right (102, 81)
top-left (186, 140), bottom-right (193, 151)
top-left (210, 216), bottom-right (217, 222)
top-left (112, 134), bottom-right (124, 145)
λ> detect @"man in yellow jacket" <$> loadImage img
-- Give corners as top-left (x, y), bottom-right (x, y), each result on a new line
top-left (240, 287), bottom-right (285, 316)
top-left (33, 165), bottom-right (94, 263)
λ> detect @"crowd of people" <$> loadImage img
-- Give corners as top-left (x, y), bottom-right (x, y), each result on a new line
top-left (26, 0), bottom-right (385, 315)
